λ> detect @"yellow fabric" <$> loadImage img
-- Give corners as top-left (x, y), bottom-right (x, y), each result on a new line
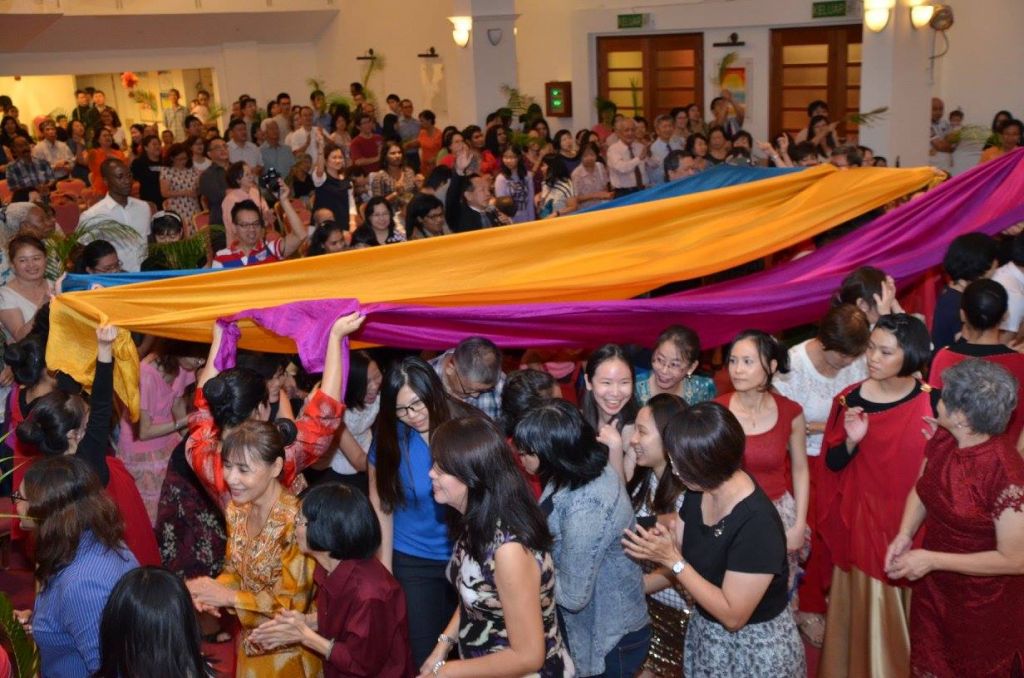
top-left (48, 164), bottom-right (937, 417)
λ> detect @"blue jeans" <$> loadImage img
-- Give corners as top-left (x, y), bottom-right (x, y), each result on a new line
top-left (600, 624), bottom-right (652, 677)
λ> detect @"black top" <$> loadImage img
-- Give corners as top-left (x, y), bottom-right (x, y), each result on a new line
top-left (130, 156), bottom-right (163, 206)
top-left (313, 173), bottom-right (350, 223)
top-left (680, 480), bottom-right (789, 625)
top-left (198, 164), bottom-right (228, 225)
top-left (930, 286), bottom-right (963, 351)
top-left (943, 340), bottom-right (1017, 358)
top-left (824, 381), bottom-right (940, 471)
top-left (77, 358), bottom-right (116, 486)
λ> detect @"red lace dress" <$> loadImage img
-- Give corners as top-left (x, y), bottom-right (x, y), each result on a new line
top-left (910, 428), bottom-right (1024, 678)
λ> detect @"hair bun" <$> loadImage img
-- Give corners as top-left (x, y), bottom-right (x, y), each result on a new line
top-left (273, 418), bottom-right (298, 447)
top-left (16, 414), bottom-right (68, 456)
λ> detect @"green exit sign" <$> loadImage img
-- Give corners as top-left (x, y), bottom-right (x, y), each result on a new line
top-left (618, 13), bottom-right (646, 29)
top-left (812, 0), bottom-right (848, 18)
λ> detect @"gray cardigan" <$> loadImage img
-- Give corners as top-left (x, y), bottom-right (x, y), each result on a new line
top-left (541, 465), bottom-right (649, 676)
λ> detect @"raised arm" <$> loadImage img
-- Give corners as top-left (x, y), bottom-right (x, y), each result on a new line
top-left (75, 325), bottom-right (119, 486)
top-left (276, 180), bottom-right (312, 257)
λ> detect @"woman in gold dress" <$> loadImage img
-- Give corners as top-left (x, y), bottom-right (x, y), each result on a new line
top-left (186, 419), bottom-right (320, 677)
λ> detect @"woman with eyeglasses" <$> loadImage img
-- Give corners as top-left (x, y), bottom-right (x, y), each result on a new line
top-left (73, 240), bottom-right (122, 275)
top-left (367, 356), bottom-right (477, 668)
top-left (635, 325), bottom-right (716, 408)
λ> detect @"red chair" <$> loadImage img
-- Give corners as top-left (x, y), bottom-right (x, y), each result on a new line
top-left (192, 210), bottom-right (210, 233)
top-left (54, 201), bottom-right (81, 235)
top-left (0, 180), bottom-right (10, 204)
top-left (56, 178), bottom-right (86, 197)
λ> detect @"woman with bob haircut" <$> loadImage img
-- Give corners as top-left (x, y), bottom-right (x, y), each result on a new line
top-left (420, 417), bottom-right (574, 677)
top-left (929, 279), bottom-right (1024, 443)
top-left (774, 304), bottom-right (869, 646)
top-left (96, 566), bottom-right (215, 678)
top-left (186, 419), bottom-right (319, 677)
top-left (818, 313), bottom-right (936, 677)
top-left (368, 356), bottom-right (476, 667)
top-left (514, 399), bottom-right (649, 678)
top-left (887, 359), bottom-right (1024, 677)
top-left (622, 402), bottom-right (805, 677)
top-left (14, 456), bottom-right (138, 678)
top-left (250, 483), bottom-right (414, 677)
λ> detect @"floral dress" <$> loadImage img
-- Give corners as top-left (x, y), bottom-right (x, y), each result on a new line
top-left (217, 491), bottom-right (320, 677)
top-left (160, 165), bottom-right (201, 228)
top-left (446, 526), bottom-right (575, 677)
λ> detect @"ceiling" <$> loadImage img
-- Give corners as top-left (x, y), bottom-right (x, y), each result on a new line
top-left (1, 9), bottom-right (337, 53)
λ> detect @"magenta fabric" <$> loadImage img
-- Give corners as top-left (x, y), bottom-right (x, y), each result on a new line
top-left (207, 151), bottom-right (1024, 356)
top-left (214, 300), bottom-right (358, 394)
top-left (352, 149), bottom-right (1024, 350)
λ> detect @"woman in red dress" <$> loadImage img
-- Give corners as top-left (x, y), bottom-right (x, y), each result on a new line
top-left (715, 330), bottom-right (810, 604)
top-left (16, 325), bottom-right (161, 566)
top-left (929, 279), bottom-right (1024, 443)
top-left (819, 314), bottom-right (936, 678)
top-left (887, 358), bottom-right (1024, 678)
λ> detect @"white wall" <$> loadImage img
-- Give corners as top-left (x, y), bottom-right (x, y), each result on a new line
top-left (0, 75), bottom-right (76, 132)
top-left (931, 0), bottom-right (1024, 127)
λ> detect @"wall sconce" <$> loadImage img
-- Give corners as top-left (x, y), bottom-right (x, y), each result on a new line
top-left (910, 2), bottom-right (936, 28)
top-left (449, 16), bottom-right (472, 48)
top-left (864, 0), bottom-right (895, 32)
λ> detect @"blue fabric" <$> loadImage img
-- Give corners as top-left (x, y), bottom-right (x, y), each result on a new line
top-left (32, 531), bottom-right (138, 677)
top-left (64, 166), bottom-right (801, 293)
top-left (368, 422), bottom-right (453, 561)
top-left (577, 164), bottom-right (803, 214)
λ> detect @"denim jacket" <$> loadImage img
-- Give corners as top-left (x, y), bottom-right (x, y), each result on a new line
top-left (541, 465), bottom-right (649, 676)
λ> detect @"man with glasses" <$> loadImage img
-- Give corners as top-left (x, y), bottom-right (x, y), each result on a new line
top-left (428, 336), bottom-right (505, 420)
top-left (211, 180), bottom-right (310, 268)
top-left (79, 158), bottom-right (150, 271)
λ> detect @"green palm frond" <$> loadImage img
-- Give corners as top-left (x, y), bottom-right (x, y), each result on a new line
top-left (47, 107), bottom-right (67, 121)
top-left (130, 89), bottom-right (158, 110)
top-left (147, 226), bottom-right (220, 270)
top-left (306, 77), bottom-right (326, 93)
top-left (362, 54), bottom-right (386, 90)
top-left (501, 85), bottom-right (536, 117)
top-left (717, 51), bottom-right (739, 86)
top-left (327, 94), bottom-right (353, 113)
top-left (46, 219), bottom-right (144, 277)
top-left (0, 592), bottom-right (40, 678)
top-left (947, 124), bottom-right (997, 147)
top-left (628, 78), bottom-right (641, 112)
top-left (844, 106), bottom-right (889, 126)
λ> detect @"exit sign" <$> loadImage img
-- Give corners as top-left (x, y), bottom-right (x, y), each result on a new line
top-left (617, 13), bottom-right (646, 29)
top-left (812, 1), bottom-right (848, 18)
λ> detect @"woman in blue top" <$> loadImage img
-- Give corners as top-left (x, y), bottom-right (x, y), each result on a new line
top-left (368, 356), bottom-right (476, 667)
top-left (13, 455), bottom-right (138, 678)
top-left (634, 325), bottom-right (716, 407)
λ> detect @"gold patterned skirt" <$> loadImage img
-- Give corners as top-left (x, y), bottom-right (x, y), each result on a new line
top-left (818, 566), bottom-right (911, 678)
top-left (235, 639), bottom-right (322, 677)
top-left (642, 594), bottom-right (690, 676)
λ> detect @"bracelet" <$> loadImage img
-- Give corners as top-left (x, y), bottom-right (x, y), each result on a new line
top-left (432, 659), bottom-right (446, 677)
top-left (324, 638), bottom-right (335, 658)
top-left (437, 633), bottom-right (456, 648)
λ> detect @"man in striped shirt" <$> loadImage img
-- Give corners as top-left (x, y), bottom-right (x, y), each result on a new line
top-left (212, 180), bottom-right (311, 269)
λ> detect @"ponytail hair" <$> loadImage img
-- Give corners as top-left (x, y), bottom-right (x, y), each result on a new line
top-left (202, 368), bottom-right (268, 428)
top-left (16, 391), bottom-right (87, 455)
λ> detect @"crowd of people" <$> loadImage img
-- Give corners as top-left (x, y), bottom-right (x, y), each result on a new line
top-left (0, 82), bottom-right (1022, 678)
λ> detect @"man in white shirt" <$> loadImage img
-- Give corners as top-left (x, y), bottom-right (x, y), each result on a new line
top-left (79, 158), bottom-right (150, 272)
top-left (286, 106), bottom-right (321, 162)
top-left (226, 118), bottom-right (262, 172)
top-left (993, 235), bottom-right (1024, 342)
top-left (606, 117), bottom-right (648, 196)
top-left (646, 114), bottom-right (683, 186)
top-left (32, 120), bottom-right (74, 180)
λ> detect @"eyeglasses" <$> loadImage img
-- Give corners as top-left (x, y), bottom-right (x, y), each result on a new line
top-left (652, 355), bottom-right (686, 373)
top-left (94, 260), bottom-right (123, 274)
top-left (10, 491), bottom-right (26, 503)
top-left (452, 368), bottom-right (484, 399)
top-left (395, 399), bottom-right (427, 418)
top-left (236, 220), bottom-right (263, 229)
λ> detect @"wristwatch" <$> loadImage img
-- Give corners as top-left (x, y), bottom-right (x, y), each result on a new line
top-left (671, 559), bottom-right (686, 575)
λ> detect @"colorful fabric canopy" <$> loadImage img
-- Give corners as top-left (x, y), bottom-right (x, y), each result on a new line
top-left (49, 163), bottom-right (938, 416)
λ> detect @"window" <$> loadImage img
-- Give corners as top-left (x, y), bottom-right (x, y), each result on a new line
top-left (597, 34), bottom-right (704, 120)
top-left (770, 25), bottom-right (862, 143)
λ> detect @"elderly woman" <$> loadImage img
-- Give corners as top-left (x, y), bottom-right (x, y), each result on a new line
top-left (886, 359), bottom-right (1024, 678)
